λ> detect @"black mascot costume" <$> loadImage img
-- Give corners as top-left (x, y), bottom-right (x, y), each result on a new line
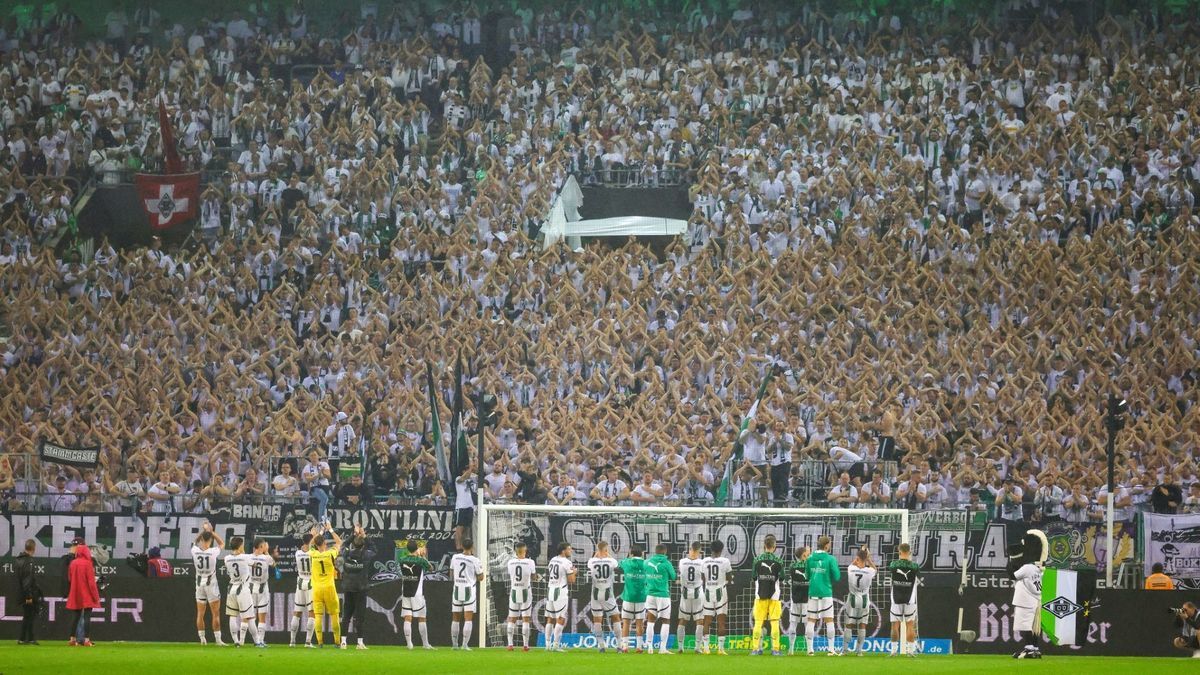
top-left (1007, 529), bottom-right (1048, 659)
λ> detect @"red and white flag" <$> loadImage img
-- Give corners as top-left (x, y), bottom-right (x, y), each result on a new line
top-left (134, 172), bottom-right (200, 230)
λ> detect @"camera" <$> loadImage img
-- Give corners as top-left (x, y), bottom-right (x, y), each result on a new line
top-left (1169, 607), bottom-right (1183, 615)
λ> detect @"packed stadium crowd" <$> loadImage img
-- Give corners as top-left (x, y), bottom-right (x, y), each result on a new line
top-left (0, 0), bottom-right (1199, 523)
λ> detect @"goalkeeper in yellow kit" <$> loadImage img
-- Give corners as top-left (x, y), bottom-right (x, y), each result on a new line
top-left (309, 523), bottom-right (343, 647)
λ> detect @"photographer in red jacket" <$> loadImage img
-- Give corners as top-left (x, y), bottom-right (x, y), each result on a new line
top-left (66, 539), bottom-right (100, 647)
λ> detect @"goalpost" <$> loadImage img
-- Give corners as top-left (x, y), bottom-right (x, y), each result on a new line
top-left (477, 504), bottom-right (915, 651)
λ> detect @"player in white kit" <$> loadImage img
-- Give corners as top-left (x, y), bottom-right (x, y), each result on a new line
top-left (449, 540), bottom-right (484, 650)
top-left (191, 522), bottom-right (226, 645)
top-left (678, 541), bottom-right (707, 654)
top-left (223, 536), bottom-right (260, 648)
top-left (701, 540), bottom-right (733, 654)
top-left (544, 542), bottom-right (577, 652)
top-left (289, 530), bottom-right (315, 647)
top-left (247, 538), bottom-right (277, 648)
top-left (845, 546), bottom-right (878, 654)
top-left (586, 541), bottom-right (620, 652)
top-left (506, 542), bottom-right (538, 651)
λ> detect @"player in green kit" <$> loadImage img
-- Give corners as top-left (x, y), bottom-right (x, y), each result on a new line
top-left (804, 535), bottom-right (841, 655)
top-left (644, 544), bottom-right (676, 654)
top-left (619, 548), bottom-right (647, 653)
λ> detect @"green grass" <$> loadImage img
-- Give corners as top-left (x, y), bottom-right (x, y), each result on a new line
top-left (0, 642), bottom-right (1196, 674)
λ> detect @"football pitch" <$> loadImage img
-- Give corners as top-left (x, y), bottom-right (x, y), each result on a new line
top-left (1, 643), bottom-right (1197, 674)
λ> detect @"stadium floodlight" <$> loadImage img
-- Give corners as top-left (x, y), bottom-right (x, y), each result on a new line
top-left (477, 504), bottom-right (917, 652)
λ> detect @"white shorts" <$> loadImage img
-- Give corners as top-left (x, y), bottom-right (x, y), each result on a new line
top-left (452, 585), bottom-right (477, 613)
top-left (1012, 604), bottom-right (1037, 632)
top-left (806, 596), bottom-right (834, 621)
top-left (401, 595), bottom-right (427, 619)
top-left (621, 600), bottom-right (645, 620)
top-left (590, 586), bottom-right (619, 616)
top-left (195, 576), bottom-right (220, 603)
top-left (293, 578), bottom-right (312, 611)
top-left (679, 587), bottom-right (704, 621)
top-left (788, 600), bottom-right (807, 627)
top-left (845, 593), bottom-right (870, 623)
top-left (225, 582), bottom-right (253, 617)
top-left (249, 582), bottom-right (269, 613)
top-left (645, 595), bottom-right (671, 617)
top-left (704, 587), bottom-right (728, 616)
top-left (545, 585), bottom-right (570, 618)
top-left (889, 602), bottom-right (917, 621)
top-left (508, 588), bottom-right (533, 619)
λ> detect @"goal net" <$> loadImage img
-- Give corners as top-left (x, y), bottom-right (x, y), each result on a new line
top-left (478, 504), bottom-right (918, 651)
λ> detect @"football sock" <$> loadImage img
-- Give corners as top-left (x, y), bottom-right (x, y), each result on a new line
top-left (198, 630), bottom-right (206, 644)
top-left (858, 627), bottom-right (867, 651)
top-left (451, 622), bottom-right (460, 648)
top-left (403, 621), bottom-right (413, 647)
top-left (230, 616), bottom-right (242, 645)
top-left (825, 622), bottom-right (836, 652)
top-left (644, 619), bottom-right (655, 651)
top-left (718, 635), bottom-right (726, 650)
top-left (696, 625), bottom-right (705, 650)
top-left (462, 620), bottom-right (473, 647)
top-left (805, 622), bottom-right (815, 652)
top-left (506, 622), bottom-right (515, 647)
top-left (313, 610), bottom-right (324, 645)
top-left (305, 617), bottom-right (314, 644)
top-left (770, 620), bottom-right (780, 651)
top-left (522, 622), bottom-right (531, 647)
top-left (244, 616), bottom-right (257, 645)
top-left (289, 615), bottom-right (300, 643)
top-left (677, 625), bottom-right (685, 650)
top-left (751, 618), bottom-right (763, 651)
top-left (418, 621), bottom-right (429, 647)
top-left (594, 617), bottom-right (604, 644)
top-left (659, 623), bottom-right (669, 650)
top-left (331, 613), bottom-right (341, 644)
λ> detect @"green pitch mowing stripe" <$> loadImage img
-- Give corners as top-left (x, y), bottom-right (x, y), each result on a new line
top-left (0, 643), bottom-right (1196, 674)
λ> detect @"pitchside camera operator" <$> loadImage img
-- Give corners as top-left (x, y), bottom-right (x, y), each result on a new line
top-left (1170, 602), bottom-right (1200, 658)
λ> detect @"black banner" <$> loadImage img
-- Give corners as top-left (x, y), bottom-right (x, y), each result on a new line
top-left (0, 505), bottom-right (457, 580)
top-left (38, 440), bottom-right (100, 469)
top-left (942, 586), bottom-right (1192, 657)
top-left (541, 511), bottom-right (1136, 574)
top-left (0, 575), bottom-right (454, 646)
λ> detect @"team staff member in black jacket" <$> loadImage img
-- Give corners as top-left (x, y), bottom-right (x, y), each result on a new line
top-left (16, 539), bottom-right (42, 644)
top-left (339, 525), bottom-right (375, 650)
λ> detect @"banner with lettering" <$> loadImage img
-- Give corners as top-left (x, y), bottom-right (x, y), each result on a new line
top-left (38, 439), bottom-right (100, 468)
top-left (541, 510), bottom-right (1136, 574)
top-left (0, 505), bottom-right (457, 581)
top-left (1142, 512), bottom-right (1200, 581)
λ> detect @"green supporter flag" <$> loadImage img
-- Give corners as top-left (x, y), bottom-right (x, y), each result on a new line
top-left (1040, 568), bottom-right (1096, 646)
top-left (715, 366), bottom-right (775, 505)
top-left (425, 361), bottom-right (450, 486)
